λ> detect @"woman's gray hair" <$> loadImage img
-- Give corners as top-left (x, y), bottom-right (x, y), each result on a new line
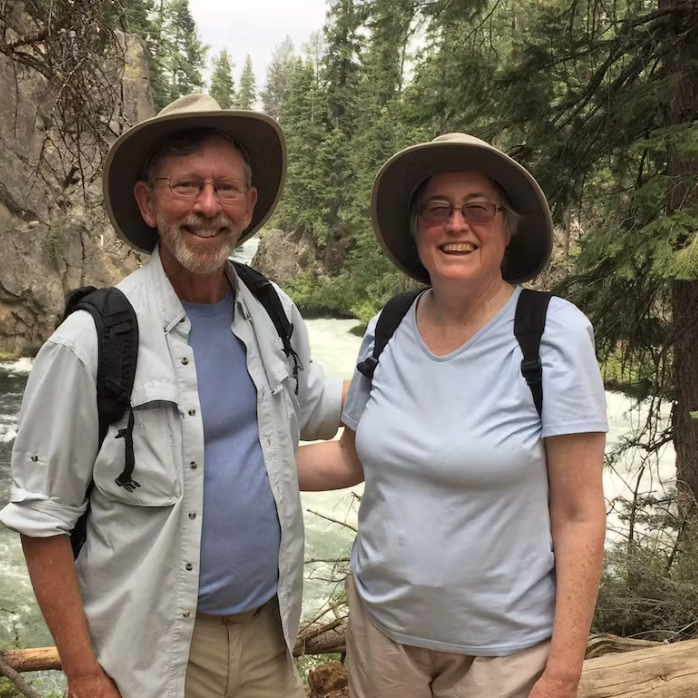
top-left (141, 127), bottom-right (253, 186)
top-left (408, 175), bottom-right (523, 237)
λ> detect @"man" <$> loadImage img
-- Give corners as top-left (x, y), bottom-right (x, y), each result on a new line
top-left (0, 94), bottom-right (344, 698)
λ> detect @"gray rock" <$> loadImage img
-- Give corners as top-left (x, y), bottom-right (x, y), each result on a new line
top-left (252, 229), bottom-right (318, 289)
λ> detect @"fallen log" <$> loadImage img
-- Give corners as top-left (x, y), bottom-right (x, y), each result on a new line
top-left (294, 617), bottom-right (348, 657)
top-left (578, 637), bottom-right (698, 698)
top-left (5, 633), bottom-right (698, 698)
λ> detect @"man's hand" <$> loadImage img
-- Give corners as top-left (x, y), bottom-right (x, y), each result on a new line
top-left (528, 672), bottom-right (579, 698)
top-left (67, 670), bottom-right (122, 698)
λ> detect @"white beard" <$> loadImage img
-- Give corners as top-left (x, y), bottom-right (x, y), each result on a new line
top-left (158, 212), bottom-right (241, 275)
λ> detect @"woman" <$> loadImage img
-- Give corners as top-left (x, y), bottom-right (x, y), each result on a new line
top-left (297, 133), bottom-right (607, 698)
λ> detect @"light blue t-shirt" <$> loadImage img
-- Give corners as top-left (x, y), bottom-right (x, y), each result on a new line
top-left (342, 286), bottom-right (608, 656)
top-left (183, 287), bottom-right (281, 615)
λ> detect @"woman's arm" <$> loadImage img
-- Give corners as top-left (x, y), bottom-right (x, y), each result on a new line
top-left (297, 427), bottom-right (364, 491)
top-left (531, 431), bottom-right (606, 697)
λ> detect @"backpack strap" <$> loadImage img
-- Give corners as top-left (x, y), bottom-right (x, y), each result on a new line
top-left (64, 286), bottom-right (139, 557)
top-left (357, 290), bottom-right (423, 380)
top-left (233, 262), bottom-right (303, 394)
top-left (514, 289), bottom-right (552, 418)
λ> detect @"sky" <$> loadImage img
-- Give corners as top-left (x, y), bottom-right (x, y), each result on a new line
top-left (188, 0), bottom-right (328, 90)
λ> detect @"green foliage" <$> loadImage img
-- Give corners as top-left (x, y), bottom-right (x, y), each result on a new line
top-left (595, 536), bottom-right (698, 642)
top-left (164, 0), bottom-right (207, 103)
top-left (236, 56), bottom-right (257, 109)
top-left (209, 50), bottom-right (235, 108)
top-left (41, 213), bottom-right (70, 267)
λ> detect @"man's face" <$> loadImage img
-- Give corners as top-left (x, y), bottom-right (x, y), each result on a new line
top-left (135, 137), bottom-right (258, 275)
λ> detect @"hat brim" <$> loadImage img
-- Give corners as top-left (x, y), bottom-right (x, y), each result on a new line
top-left (103, 110), bottom-right (286, 253)
top-left (371, 141), bottom-right (553, 285)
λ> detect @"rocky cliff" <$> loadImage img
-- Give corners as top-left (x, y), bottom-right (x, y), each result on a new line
top-left (252, 228), bottom-right (319, 288)
top-left (0, 33), bottom-right (153, 355)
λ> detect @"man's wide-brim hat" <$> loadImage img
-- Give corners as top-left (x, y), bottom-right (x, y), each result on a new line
top-left (371, 133), bottom-right (554, 285)
top-left (103, 93), bottom-right (286, 253)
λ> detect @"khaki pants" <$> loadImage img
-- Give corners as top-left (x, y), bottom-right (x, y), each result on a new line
top-left (346, 576), bottom-right (550, 698)
top-left (185, 597), bottom-right (305, 698)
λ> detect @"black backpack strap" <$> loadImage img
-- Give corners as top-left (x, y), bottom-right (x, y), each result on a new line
top-left (514, 289), bottom-right (552, 418)
top-left (233, 262), bottom-right (303, 394)
top-left (357, 290), bottom-right (423, 381)
top-left (64, 286), bottom-right (139, 558)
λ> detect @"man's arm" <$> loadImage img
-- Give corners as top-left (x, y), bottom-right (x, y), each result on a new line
top-left (529, 431), bottom-right (606, 698)
top-left (21, 535), bottom-right (121, 698)
top-left (0, 321), bottom-right (120, 696)
top-left (297, 427), bottom-right (364, 491)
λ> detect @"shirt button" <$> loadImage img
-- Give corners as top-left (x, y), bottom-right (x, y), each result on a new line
top-left (190, 461), bottom-right (198, 470)
top-left (188, 512), bottom-right (196, 520)
top-left (30, 455), bottom-right (38, 462)
top-left (182, 610), bottom-right (191, 618)
top-left (185, 563), bottom-right (193, 571)
top-left (181, 357), bottom-right (189, 366)
top-left (188, 408), bottom-right (196, 416)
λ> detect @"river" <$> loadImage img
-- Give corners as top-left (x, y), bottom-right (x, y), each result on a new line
top-left (0, 236), bottom-right (676, 671)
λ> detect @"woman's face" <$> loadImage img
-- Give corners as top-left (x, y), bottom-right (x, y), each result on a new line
top-left (414, 171), bottom-right (510, 286)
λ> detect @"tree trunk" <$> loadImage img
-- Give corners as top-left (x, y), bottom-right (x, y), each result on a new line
top-left (664, 0), bottom-right (698, 515)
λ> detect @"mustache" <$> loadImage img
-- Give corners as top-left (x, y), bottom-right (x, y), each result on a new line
top-left (179, 214), bottom-right (233, 231)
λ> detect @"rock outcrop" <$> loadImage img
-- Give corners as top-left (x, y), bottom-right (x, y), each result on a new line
top-left (0, 32), bottom-right (153, 355)
top-left (252, 229), bottom-right (318, 289)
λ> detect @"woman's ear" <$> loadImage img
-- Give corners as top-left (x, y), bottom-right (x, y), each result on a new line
top-left (133, 181), bottom-right (157, 228)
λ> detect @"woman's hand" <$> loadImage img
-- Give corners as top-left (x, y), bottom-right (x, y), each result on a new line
top-left (528, 672), bottom-right (579, 698)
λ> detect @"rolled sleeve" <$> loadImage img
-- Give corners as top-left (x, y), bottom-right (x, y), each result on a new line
top-left (0, 319), bottom-right (99, 537)
top-left (287, 302), bottom-right (343, 441)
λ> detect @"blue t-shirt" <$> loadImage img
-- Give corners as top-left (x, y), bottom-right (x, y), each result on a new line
top-left (342, 286), bottom-right (608, 656)
top-left (183, 287), bottom-right (281, 615)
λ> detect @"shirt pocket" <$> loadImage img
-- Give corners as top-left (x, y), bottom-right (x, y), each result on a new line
top-left (93, 383), bottom-right (182, 507)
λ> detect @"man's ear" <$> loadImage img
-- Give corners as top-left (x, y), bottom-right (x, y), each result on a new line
top-left (134, 181), bottom-right (157, 228)
top-left (242, 186), bottom-right (258, 229)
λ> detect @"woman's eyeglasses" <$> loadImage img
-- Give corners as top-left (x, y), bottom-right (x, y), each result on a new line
top-left (420, 201), bottom-right (502, 226)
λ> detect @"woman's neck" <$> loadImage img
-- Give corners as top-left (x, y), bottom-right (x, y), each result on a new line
top-left (425, 275), bottom-right (514, 328)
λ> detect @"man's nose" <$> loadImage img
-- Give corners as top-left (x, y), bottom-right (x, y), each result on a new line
top-left (191, 182), bottom-right (221, 216)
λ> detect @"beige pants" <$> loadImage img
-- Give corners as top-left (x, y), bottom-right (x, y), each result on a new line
top-left (185, 597), bottom-right (305, 698)
top-left (346, 576), bottom-right (551, 698)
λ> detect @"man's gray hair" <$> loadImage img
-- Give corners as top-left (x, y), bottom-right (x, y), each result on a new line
top-left (141, 127), bottom-right (253, 187)
top-left (408, 175), bottom-right (523, 237)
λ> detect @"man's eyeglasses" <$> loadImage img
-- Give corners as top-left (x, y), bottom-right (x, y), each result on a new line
top-left (155, 175), bottom-right (248, 203)
top-left (419, 201), bottom-right (503, 226)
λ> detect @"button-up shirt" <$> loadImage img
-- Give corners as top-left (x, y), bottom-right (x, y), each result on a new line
top-left (0, 248), bottom-right (342, 698)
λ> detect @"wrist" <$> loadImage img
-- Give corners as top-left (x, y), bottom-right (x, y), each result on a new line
top-left (541, 660), bottom-right (582, 686)
top-left (63, 658), bottom-right (103, 682)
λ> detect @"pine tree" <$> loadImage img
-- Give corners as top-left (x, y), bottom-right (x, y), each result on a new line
top-left (261, 38), bottom-right (296, 120)
top-left (236, 55), bottom-right (257, 109)
top-left (322, 0), bottom-right (364, 128)
top-left (163, 0), bottom-right (207, 104)
top-left (273, 57), bottom-right (327, 236)
top-left (209, 50), bottom-right (235, 108)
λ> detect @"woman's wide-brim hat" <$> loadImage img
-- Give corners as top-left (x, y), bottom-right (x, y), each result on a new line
top-left (371, 133), bottom-right (553, 285)
top-left (103, 93), bottom-right (287, 253)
